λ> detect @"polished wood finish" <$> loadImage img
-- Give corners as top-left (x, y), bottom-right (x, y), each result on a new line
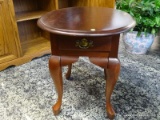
top-left (65, 64), bottom-right (72, 80)
top-left (38, 7), bottom-right (135, 36)
top-left (0, 0), bottom-right (116, 71)
top-left (58, 36), bottom-right (112, 51)
top-left (105, 58), bottom-right (120, 119)
top-left (49, 56), bottom-right (79, 115)
top-left (38, 7), bottom-right (135, 119)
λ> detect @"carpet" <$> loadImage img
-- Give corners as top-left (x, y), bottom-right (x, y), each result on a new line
top-left (0, 41), bottom-right (160, 120)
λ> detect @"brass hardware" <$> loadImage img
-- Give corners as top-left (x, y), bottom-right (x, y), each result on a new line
top-left (75, 38), bottom-right (94, 49)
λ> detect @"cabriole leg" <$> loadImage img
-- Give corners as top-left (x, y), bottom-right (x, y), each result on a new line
top-left (65, 64), bottom-right (72, 80)
top-left (105, 58), bottom-right (120, 119)
top-left (49, 56), bottom-right (63, 115)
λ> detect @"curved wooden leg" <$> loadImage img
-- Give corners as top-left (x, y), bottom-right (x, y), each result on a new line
top-left (65, 64), bottom-right (72, 80)
top-left (49, 56), bottom-right (78, 115)
top-left (49, 55), bottom-right (63, 115)
top-left (61, 56), bottom-right (78, 80)
top-left (105, 58), bottom-right (120, 119)
top-left (89, 57), bottom-right (120, 119)
top-left (104, 69), bottom-right (107, 79)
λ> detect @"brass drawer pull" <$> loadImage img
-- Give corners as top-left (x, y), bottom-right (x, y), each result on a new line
top-left (75, 38), bottom-right (93, 49)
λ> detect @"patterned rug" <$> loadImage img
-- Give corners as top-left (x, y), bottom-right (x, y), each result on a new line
top-left (0, 41), bottom-right (160, 120)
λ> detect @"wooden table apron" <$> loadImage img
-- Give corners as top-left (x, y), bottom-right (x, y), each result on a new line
top-left (37, 7), bottom-right (136, 119)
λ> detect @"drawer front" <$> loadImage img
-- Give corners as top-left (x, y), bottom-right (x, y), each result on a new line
top-left (57, 36), bottom-right (112, 52)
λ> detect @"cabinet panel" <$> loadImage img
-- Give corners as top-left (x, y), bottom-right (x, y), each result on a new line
top-left (70, 0), bottom-right (115, 8)
top-left (0, 0), bottom-right (21, 64)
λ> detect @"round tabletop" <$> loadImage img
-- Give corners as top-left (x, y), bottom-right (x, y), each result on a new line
top-left (38, 7), bottom-right (136, 36)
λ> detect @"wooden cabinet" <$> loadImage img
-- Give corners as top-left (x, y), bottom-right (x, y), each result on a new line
top-left (0, 0), bottom-right (56, 70)
top-left (0, 0), bottom-right (115, 71)
top-left (13, 0), bottom-right (56, 59)
top-left (0, 0), bottom-right (21, 64)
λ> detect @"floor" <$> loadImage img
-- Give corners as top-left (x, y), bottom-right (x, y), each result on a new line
top-left (0, 36), bottom-right (160, 120)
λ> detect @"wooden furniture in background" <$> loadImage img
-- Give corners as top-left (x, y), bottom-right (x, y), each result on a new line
top-left (0, 0), bottom-right (21, 65)
top-left (0, 0), bottom-right (56, 70)
top-left (38, 7), bottom-right (135, 119)
top-left (0, 0), bottom-right (115, 71)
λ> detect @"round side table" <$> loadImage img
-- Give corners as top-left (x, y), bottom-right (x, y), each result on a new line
top-left (38, 7), bottom-right (136, 119)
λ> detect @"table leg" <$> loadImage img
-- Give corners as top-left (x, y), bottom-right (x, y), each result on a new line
top-left (65, 64), bottom-right (72, 80)
top-left (105, 58), bottom-right (120, 119)
top-left (89, 57), bottom-right (120, 119)
top-left (49, 55), bottom-right (63, 115)
top-left (104, 69), bottom-right (107, 79)
top-left (49, 55), bottom-right (78, 115)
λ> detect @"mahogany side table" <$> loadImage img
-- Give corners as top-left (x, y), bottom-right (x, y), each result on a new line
top-left (37, 7), bottom-right (135, 119)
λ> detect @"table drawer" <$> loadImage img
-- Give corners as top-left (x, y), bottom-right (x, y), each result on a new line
top-left (58, 36), bottom-right (112, 52)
